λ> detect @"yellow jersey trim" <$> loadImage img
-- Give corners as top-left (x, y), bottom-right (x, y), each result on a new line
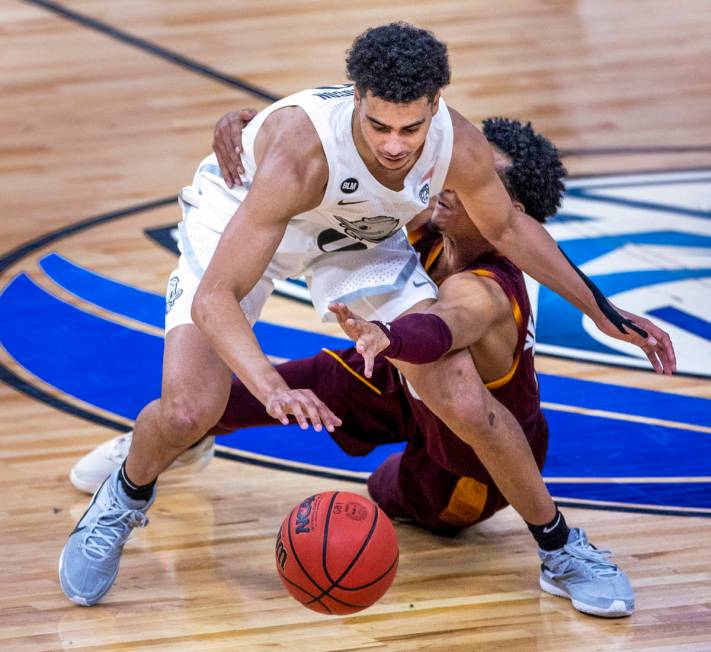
top-left (470, 269), bottom-right (523, 391)
top-left (321, 348), bottom-right (382, 396)
top-left (424, 240), bottom-right (444, 274)
top-left (407, 226), bottom-right (426, 246)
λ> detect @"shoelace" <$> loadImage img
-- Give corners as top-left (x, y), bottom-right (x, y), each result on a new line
top-left (82, 508), bottom-right (148, 561)
top-left (554, 536), bottom-right (620, 578)
top-left (105, 435), bottom-right (132, 464)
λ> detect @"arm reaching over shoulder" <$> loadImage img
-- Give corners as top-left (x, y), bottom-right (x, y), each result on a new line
top-left (213, 108), bottom-right (258, 187)
top-left (194, 107), bottom-right (342, 431)
top-left (445, 109), bottom-right (676, 374)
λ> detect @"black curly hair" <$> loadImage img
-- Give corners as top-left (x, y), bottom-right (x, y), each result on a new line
top-left (482, 117), bottom-right (567, 223)
top-left (346, 23), bottom-right (450, 103)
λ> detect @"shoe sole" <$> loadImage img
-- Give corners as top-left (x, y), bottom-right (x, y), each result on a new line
top-left (539, 575), bottom-right (633, 618)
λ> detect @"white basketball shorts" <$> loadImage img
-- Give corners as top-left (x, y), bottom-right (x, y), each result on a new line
top-left (164, 173), bottom-right (437, 334)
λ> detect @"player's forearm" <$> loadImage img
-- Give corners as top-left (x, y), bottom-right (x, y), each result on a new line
top-left (425, 300), bottom-right (493, 351)
top-left (192, 291), bottom-right (289, 405)
top-left (493, 209), bottom-right (606, 325)
top-left (373, 313), bottom-right (453, 364)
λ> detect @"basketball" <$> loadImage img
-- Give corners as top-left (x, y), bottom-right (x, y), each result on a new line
top-left (275, 491), bottom-right (399, 615)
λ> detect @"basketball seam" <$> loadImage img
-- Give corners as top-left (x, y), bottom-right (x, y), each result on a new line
top-left (331, 553), bottom-right (399, 591)
top-left (290, 493), bottom-right (371, 612)
top-left (276, 567), bottom-right (333, 615)
top-left (284, 503), bottom-right (330, 605)
top-left (305, 497), bottom-right (383, 606)
top-left (320, 492), bottom-right (341, 585)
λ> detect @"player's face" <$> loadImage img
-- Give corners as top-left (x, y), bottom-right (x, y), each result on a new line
top-left (431, 190), bottom-right (483, 242)
top-left (354, 90), bottom-right (439, 171)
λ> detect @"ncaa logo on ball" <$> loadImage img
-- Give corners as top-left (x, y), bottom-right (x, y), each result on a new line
top-left (295, 494), bottom-right (318, 534)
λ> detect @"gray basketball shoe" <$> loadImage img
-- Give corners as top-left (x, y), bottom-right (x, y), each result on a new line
top-left (538, 528), bottom-right (635, 617)
top-left (59, 468), bottom-right (155, 606)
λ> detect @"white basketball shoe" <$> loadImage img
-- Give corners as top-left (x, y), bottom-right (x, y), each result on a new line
top-left (70, 432), bottom-right (215, 494)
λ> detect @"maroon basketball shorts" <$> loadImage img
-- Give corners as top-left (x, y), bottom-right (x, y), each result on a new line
top-left (211, 347), bottom-right (548, 536)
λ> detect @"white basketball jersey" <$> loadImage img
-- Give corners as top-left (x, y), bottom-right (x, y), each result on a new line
top-left (184, 84), bottom-right (453, 255)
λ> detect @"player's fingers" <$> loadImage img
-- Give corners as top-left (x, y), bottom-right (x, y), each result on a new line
top-left (659, 331), bottom-right (676, 373)
top-left (356, 336), bottom-right (371, 359)
top-left (642, 343), bottom-right (663, 374)
top-left (298, 392), bottom-right (324, 432)
top-left (288, 401), bottom-right (309, 430)
top-left (336, 303), bottom-right (351, 323)
top-left (214, 146), bottom-right (234, 188)
top-left (363, 349), bottom-right (375, 378)
top-left (645, 336), bottom-right (670, 375)
top-left (329, 303), bottom-right (347, 324)
top-left (318, 405), bottom-right (341, 433)
top-left (302, 390), bottom-right (342, 432)
top-left (226, 128), bottom-right (243, 169)
top-left (645, 323), bottom-right (676, 375)
top-left (268, 400), bottom-right (290, 426)
top-left (655, 342), bottom-right (674, 376)
top-left (226, 136), bottom-right (240, 162)
top-left (229, 148), bottom-right (243, 186)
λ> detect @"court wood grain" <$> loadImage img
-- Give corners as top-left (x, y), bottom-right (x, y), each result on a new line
top-left (1, 1), bottom-right (710, 650)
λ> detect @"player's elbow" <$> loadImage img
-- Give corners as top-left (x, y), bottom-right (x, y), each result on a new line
top-left (191, 282), bottom-right (216, 331)
top-left (482, 208), bottom-right (518, 257)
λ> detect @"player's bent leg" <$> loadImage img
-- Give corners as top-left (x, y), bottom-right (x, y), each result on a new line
top-left (60, 324), bottom-right (231, 605)
top-left (125, 323), bottom-right (232, 484)
top-left (392, 350), bottom-right (557, 526)
top-left (368, 451), bottom-right (505, 536)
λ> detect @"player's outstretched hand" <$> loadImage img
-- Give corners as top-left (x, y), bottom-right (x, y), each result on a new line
top-left (213, 108), bottom-right (258, 188)
top-left (265, 387), bottom-right (342, 433)
top-left (329, 303), bottom-right (390, 378)
top-left (598, 306), bottom-right (677, 375)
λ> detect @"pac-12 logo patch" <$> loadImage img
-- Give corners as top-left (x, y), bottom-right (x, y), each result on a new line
top-left (532, 169), bottom-right (711, 377)
top-left (419, 183), bottom-right (430, 204)
top-left (1, 168), bottom-right (708, 517)
top-left (341, 178), bottom-right (359, 193)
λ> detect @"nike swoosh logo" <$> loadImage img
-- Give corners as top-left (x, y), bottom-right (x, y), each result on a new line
top-left (542, 514), bottom-right (561, 534)
top-left (413, 280), bottom-right (431, 288)
top-left (337, 199), bottom-right (368, 206)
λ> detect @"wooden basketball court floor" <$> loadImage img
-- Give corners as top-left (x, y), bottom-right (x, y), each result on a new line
top-left (2, 1), bottom-right (710, 649)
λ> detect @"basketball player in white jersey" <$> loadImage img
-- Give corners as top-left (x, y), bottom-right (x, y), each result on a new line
top-left (59, 23), bottom-right (674, 606)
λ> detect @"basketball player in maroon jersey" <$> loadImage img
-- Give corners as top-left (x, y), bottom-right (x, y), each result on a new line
top-left (206, 116), bottom-right (637, 616)
top-left (61, 25), bottom-right (674, 609)
top-left (70, 112), bottom-right (666, 616)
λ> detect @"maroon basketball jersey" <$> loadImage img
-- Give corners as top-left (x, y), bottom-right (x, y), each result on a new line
top-left (404, 225), bottom-right (546, 479)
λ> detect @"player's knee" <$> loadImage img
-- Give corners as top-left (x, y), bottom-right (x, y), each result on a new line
top-left (450, 392), bottom-right (492, 432)
top-left (430, 382), bottom-right (491, 435)
top-left (161, 398), bottom-right (216, 443)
